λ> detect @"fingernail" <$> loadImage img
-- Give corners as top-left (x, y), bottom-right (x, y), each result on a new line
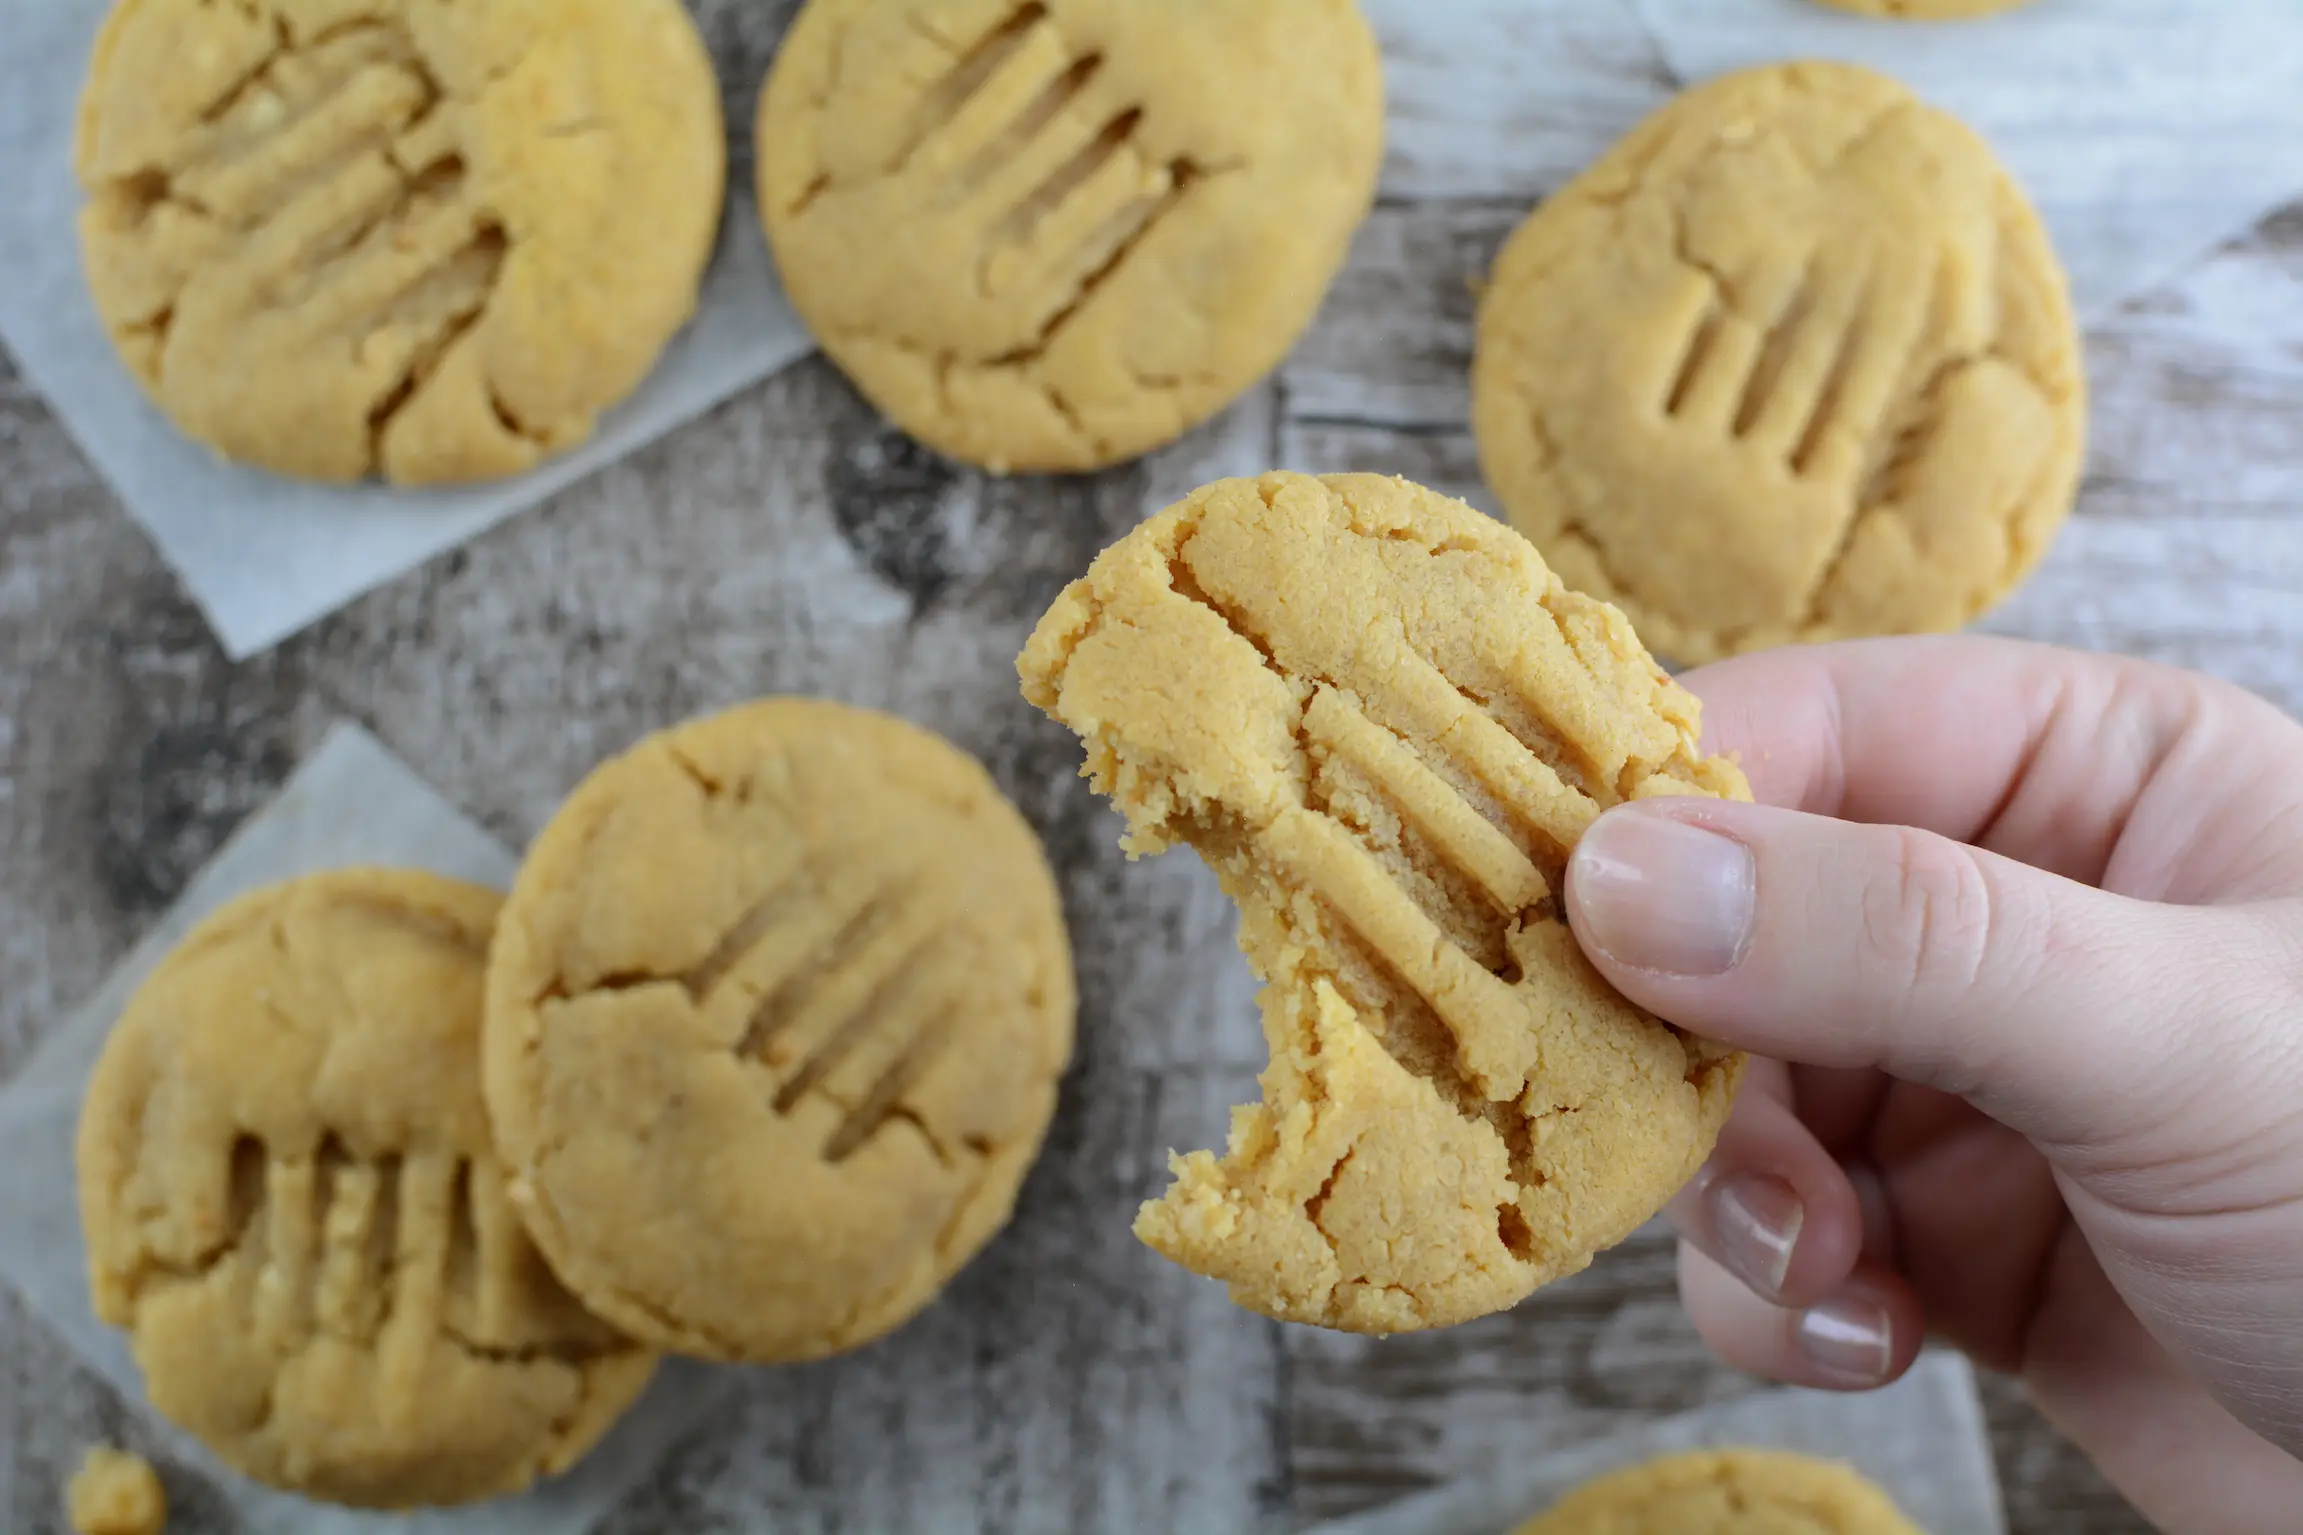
top-left (1795, 1289), bottom-right (1894, 1388)
top-left (1710, 1173), bottom-right (1803, 1301)
top-left (1571, 809), bottom-right (1755, 976)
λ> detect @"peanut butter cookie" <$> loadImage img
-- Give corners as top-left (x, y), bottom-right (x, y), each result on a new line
top-left (75, 870), bottom-right (655, 1509)
top-left (65, 1448), bottom-right (166, 1535)
top-left (1472, 62), bottom-right (2082, 664)
top-left (1019, 472), bottom-right (1746, 1333)
top-left (483, 699), bottom-right (1076, 1363)
top-left (1513, 1448), bottom-right (1924, 1534)
top-left (757, 0), bottom-right (1384, 473)
top-left (75, 0), bottom-right (724, 485)
top-left (1814, 0), bottom-right (2036, 17)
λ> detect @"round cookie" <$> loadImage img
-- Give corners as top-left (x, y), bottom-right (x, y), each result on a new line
top-left (65, 1448), bottom-right (166, 1535)
top-left (74, 0), bottom-right (724, 485)
top-left (1513, 1448), bottom-right (1924, 1534)
top-left (1813, 0), bottom-right (2036, 16)
top-left (75, 870), bottom-right (655, 1509)
top-left (757, 0), bottom-right (1384, 473)
top-left (483, 698), bottom-right (1076, 1363)
top-left (1020, 472), bottom-right (1747, 1333)
top-left (1471, 62), bottom-right (2083, 665)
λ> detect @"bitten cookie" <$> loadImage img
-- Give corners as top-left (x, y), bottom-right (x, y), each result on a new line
top-left (757, 0), bottom-right (1384, 473)
top-left (75, 0), bottom-right (724, 485)
top-left (1513, 1448), bottom-right (1925, 1534)
top-left (483, 699), bottom-right (1076, 1363)
top-left (75, 871), bottom-right (655, 1509)
top-left (1472, 62), bottom-right (2082, 664)
top-left (1019, 472), bottom-right (1746, 1333)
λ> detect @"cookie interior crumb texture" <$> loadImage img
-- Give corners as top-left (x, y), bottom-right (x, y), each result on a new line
top-left (1018, 472), bottom-right (1747, 1333)
top-left (483, 699), bottom-right (1077, 1364)
top-left (1472, 61), bottom-right (2083, 665)
top-left (66, 1448), bottom-right (167, 1535)
top-left (74, 0), bottom-right (725, 485)
top-left (74, 870), bottom-right (658, 1509)
top-left (757, 0), bottom-right (1384, 473)
top-left (1511, 1447), bottom-right (1926, 1534)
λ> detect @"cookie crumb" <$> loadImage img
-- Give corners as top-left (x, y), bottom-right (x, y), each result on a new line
top-left (66, 1447), bottom-right (166, 1535)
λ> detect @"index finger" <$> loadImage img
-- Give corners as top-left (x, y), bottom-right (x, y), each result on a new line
top-left (1679, 634), bottom-right (2284, 888)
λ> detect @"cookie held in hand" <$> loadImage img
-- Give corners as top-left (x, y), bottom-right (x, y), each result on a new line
top-left (1020, 471), bottom-right (1747, 1333)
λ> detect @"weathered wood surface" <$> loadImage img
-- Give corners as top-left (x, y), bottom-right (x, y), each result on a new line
top-left (8, 2), bottom-right (2303, 1530)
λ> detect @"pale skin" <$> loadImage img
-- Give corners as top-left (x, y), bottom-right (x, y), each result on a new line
top-left (1563, 635), bottom-right (2303, 1535)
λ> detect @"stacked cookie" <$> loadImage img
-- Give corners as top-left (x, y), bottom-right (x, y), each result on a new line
top-left (75, 700), bottom-right (1075, 1510)
top-left (1021, 471), bottom-right (1749, 1332)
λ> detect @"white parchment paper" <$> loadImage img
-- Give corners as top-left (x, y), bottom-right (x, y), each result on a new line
top-left (0, 0), bottom-right (816, 662)
top-left (1628, 0), bottom-right (2303, 321)
top-left (1303, 1350), bottom-right (2004, 1535)
top-left (0, 723), bottom-right (737, 1535)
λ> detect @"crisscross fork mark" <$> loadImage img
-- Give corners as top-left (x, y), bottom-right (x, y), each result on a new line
top-left (726, 870), bottom-right (917, 1059)
top-left (891, 3), bottom-right (1053, 177)
top-left (1157, 570), bottom-right (1584, 1100)
top-left (675, 861), bottom-right (970, 1164)
top-left (1166, 566), bottom-right (1600, 858)
top-left (1304, 687), bottom-right (1550, 918)
top-left (194, 1135), bottom-right (486, 1422)
top-left (758, 900), bottom-right (945, 1102)
top-left (1659, 241), bottom-right (1938, 493)
top-left (822, 1011), bottom-right (962, 1164)
top-left (679, 858), bottom-right (810, 1004)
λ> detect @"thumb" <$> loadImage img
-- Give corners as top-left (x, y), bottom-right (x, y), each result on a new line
top-left (1564, 797), bottom-right (2243, 1149)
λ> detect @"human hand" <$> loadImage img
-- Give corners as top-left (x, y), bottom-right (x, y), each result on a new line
top-left (1563, 636), bottom-right (2303, 1534)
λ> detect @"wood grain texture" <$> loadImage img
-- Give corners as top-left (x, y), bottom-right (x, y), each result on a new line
top-left (7, 2), bottom-right (2303, 1531)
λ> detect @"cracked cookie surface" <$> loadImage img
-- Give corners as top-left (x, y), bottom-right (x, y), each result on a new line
top-left (756, 0), bottom-right (1383, 473)
top-left (1018, 472), bottom-right (1746, 1333)
top-left (74, 0), bottom-right (724, 485)
top-left (1512, 1448), bottom-right (1925, 1534)
top-left (75, 870), bottom-right (655, 1509)
top-left (1472, 61), bottom-right (2082, 665)
top-left (482, 698), bottom-right (1076, 1363)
